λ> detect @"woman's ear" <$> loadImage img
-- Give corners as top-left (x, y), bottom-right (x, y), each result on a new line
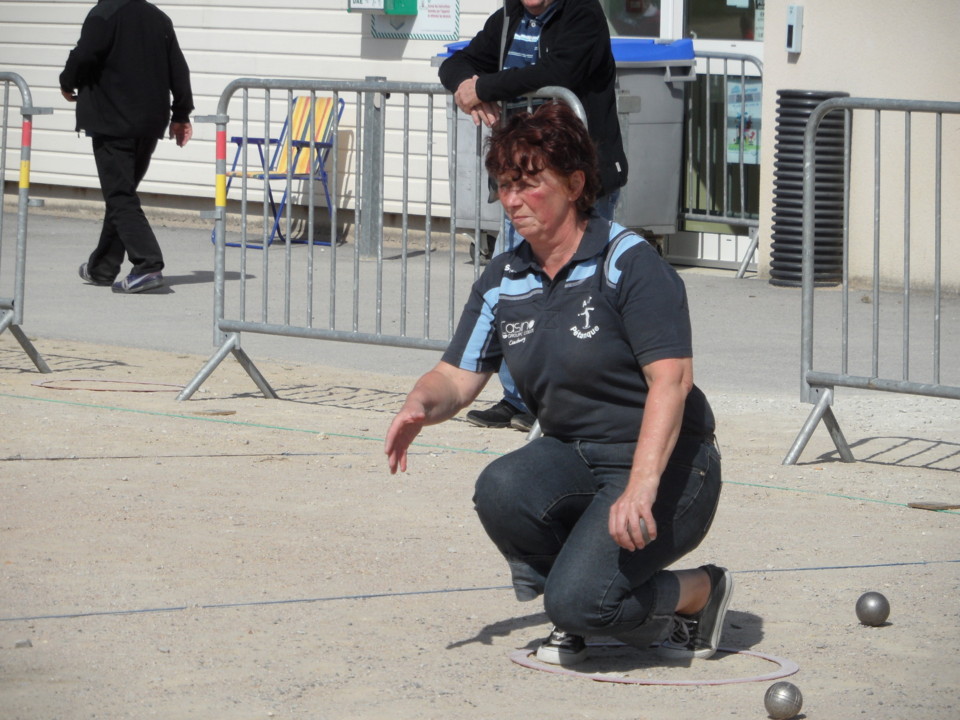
top-left (568, 170), bottom-right (585, 201)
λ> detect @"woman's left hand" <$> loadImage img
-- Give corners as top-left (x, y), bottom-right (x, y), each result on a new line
top-left (608, 484), bottom-right (658, 551)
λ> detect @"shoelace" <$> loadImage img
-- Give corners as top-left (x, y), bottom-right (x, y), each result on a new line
top-left (665, 615), bottom-right (696, 647)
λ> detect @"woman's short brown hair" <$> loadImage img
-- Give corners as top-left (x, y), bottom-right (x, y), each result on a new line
top-left (484, 101), bottom-right (601, 214)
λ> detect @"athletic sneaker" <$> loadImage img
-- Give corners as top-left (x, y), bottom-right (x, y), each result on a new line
top-left (509, 412), bottom-right (535, 433)
top-left (465, 399), bottom-right (522, 428)
top-left (535, 627), bottom-right (587, 666)
top-left (657, 564), bottom-right (733, 659)
top-left (78, 262), bottom-right (112, 286)
top-left (112, 271), bottom-right (164, 294)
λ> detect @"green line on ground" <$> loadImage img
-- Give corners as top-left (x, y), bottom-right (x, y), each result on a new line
top-left (4, 391), bottom-right (957, 514)
top-left (0, 391), bottom-right (501, 456)
top-left (722, 479), bottom-right (953, 511)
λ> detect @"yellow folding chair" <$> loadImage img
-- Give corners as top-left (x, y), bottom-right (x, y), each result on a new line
top-left (218, 95), bottom-right (344, 247)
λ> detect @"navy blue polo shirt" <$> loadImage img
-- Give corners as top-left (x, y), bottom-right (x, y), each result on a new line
top-left (443, 217), bottom-right (715, 443)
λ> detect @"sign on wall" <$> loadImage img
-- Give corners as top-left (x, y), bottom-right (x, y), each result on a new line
top-left (370, 0), bottom-right (459, 40)
top-left (727, 80), bottom-right (761, 165)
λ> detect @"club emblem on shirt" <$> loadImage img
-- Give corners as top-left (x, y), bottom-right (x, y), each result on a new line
top-left (570, 296), bottom-right (599, 340)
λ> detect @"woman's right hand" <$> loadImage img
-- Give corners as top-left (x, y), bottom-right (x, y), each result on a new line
top-left (385, 403), bottom-right (427, 474)
top-left (384, 362), bottom-right (492, 474)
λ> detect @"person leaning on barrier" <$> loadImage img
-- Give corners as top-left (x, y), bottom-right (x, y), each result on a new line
top-left (60, 0), bottom-right (194, 295)
top-left (385, 102), bottom-right (731, 667)
top-left (438, 0), bottom-right (628, 433)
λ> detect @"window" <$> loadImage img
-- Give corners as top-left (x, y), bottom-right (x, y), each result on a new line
top-left (602, 0), bottom-right (662, 38)
top-left (686, 0), bottom-right (763, 41)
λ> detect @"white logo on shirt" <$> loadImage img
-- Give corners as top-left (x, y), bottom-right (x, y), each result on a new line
top-left (570, 296), bottom-right (599, 340)
top-left (501, 318), bottom-right (536, 345)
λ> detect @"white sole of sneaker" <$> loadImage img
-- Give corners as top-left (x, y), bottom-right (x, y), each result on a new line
top-left (535, 645), bottom-right (588, 666)
top-left (699, 568), bottom-right (734, 658)
top-left (112, 278), bottom-right (164, 294)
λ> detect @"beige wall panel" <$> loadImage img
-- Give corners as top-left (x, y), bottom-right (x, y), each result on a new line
top-left (760, 0), bottom-right (960, 288)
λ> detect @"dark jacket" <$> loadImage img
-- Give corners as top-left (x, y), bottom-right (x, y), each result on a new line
top-left (438, 0), bottom-right (628, 196)
top-left (60, 0), bottom-right (193, 139)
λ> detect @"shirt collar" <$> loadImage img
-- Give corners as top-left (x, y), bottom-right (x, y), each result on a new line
top-left (571, 212), bottom-right (612, 262)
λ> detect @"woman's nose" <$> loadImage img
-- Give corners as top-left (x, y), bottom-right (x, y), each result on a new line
top-left (500, 188), bottom-right (520, 209)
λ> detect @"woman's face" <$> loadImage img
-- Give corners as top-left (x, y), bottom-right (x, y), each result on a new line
top-left (497, 165), bottom-right (583, 244)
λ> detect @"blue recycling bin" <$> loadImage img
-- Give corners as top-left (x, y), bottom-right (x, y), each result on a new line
top-left (438, 37), bottom-right (695, 237)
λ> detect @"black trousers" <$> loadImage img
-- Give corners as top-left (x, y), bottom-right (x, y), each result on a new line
top-left (86, 135), bottom-right (163, 282)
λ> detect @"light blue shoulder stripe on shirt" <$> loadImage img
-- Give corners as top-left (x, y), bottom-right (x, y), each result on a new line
top-left (565, 257), bottom-right (599, 286)
top-left (604, 223), bottom-right (647, 288)
top-left (460, 284), bottom-right (502, 371)
top-left (499, 272), bottom-right (543, 301)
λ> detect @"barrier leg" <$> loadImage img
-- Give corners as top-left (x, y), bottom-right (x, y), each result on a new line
top-left (231, 344), bottom-right (278, 399)
top-left (783, 387), bottom-right (855, 465)
top-left (821, 403), bottom-right (855, 463)
top-left (177, 333), bottom-right (238, 400)
top-left (177, 332), bottom-right (278, 401)
top-left (525, 419), bottom-right (542, 442)
top-left (6, 321), bottom-right (52, 373)
top-left (736, 226), bottom-right (759, 279)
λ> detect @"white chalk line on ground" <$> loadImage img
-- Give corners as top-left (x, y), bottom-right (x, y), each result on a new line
top-left (510, 645), bottom-right (800, 686)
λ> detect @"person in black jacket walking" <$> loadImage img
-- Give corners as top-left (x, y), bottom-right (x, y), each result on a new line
top-left (61, 0), bottom-right (194, 294)
top-left (438, 0), bottom-right (628, 431)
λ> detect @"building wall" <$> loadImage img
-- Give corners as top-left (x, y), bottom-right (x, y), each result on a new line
top-left (759, 0), bottom-right (960, 289)
top-left (4, 0), bottom-right (958, 288)
top-left (0, 0), bottom-right (499, 205)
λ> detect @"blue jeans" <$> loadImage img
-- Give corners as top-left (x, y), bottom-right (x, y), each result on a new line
top-left (493, 189), bottom-right (621, 411)
top-left (473, 434), bottom-right (721, 648)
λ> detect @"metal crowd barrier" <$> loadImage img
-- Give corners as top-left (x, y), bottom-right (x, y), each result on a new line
top-left (682, 52), bottom-right (763, 278)
top-left (0, 72), bottom-right (51, 372)
top-left (783, 97), bottom-right (960, 464)
top-left (178, 77), bottom-right (583, 401)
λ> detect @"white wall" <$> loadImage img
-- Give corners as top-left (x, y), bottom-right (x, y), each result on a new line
top-left (8, 0), bottom-right (957, 288)
top-left (0, 0), bottom-right (499, 203)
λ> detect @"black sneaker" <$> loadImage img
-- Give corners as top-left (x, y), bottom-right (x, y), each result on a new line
top-left (509, 412), bottom-right (535, 432)
top-left (112, 271), bottom-right (164, 294)
top-left (465, 399), bottom-right (521, 428)
top-left (535, 627), bottom-right (587, 666)
top-left (78, 263), bottom-right (112, 286)
top-left (657, 564), bottom-right (733, 659)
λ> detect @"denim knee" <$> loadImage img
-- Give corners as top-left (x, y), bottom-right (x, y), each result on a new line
top-left (543, 570), bottom-right (678, 646)
top-left (474, 459), bottom-right (552, 601)
top-left (542, 581), bottom-right (601, 636)
top-left (472, 458), bottom-right (515, 527)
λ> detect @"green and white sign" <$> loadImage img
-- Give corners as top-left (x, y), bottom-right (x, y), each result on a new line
top-left (370, 0), bottom-right (459, 40)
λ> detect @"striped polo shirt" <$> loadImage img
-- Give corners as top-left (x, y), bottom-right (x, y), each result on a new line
top-left (442, 217), bottom-right (716, 443)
